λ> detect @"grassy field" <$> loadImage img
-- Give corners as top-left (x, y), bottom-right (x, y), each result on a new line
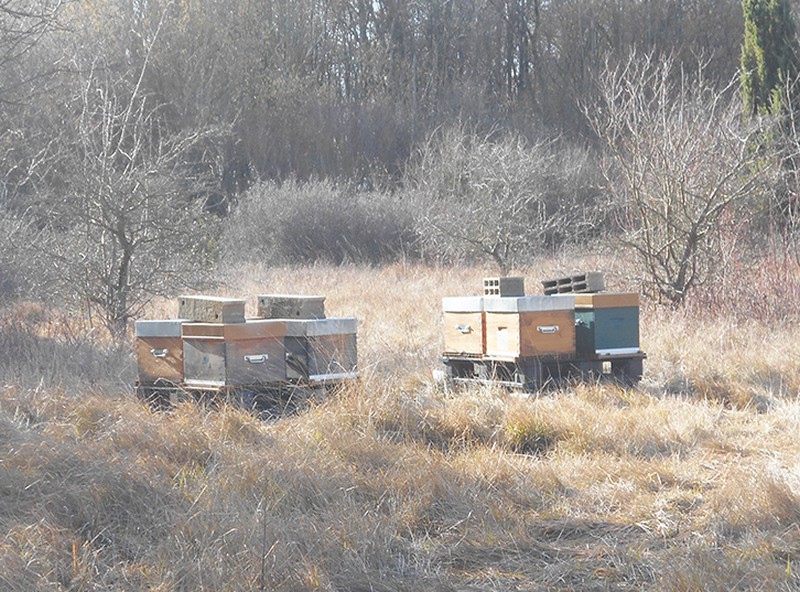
top-left (3, 260), bottom-right (800, 590)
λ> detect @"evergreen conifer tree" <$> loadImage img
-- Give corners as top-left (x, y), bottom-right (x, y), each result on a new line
top-left (741, 0), bottom-right (799, 117)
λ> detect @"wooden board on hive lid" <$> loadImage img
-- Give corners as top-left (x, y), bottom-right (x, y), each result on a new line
top-left (178, 295), bottom-right (246, 324)
top-left (256, 295), bottom-right (326, 319)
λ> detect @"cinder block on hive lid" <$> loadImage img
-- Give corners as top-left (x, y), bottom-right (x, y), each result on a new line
top-left (483, 276), bottom-right (525, 297)
top-left (257, 295), bottom-right (326, 319)
top-left (541, 271), bottom-right (605, 295)
top-left (571, 271), bottom-right (605, 293)
top-left (178, 295), bottom-right (246, 324)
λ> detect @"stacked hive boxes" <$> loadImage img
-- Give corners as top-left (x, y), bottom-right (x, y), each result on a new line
top-left (443, 274), bottom-right (641, 361)
top-left (135, 294), bottom-right (357, 391)
top-left (443, 277), bottom-right (577, 359)
top-left (181, 317), bottom-right (290, 388)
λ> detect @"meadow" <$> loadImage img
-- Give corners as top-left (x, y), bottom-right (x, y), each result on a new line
top-left (3, 258), bottom-right (800, 591)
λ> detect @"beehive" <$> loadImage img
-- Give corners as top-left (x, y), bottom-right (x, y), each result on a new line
top-left (181, 319), bottom-right (289, 388)
top-left (574, 292), bottom-right (640, 355)
top-left (484, 296), bottom-right (575, 358)
top-left (306, 318), bottom-right (357, 379)
top-left (135, 319), bottom-right (187, 386)
top-left (442, 297), bottom-right (484, 355)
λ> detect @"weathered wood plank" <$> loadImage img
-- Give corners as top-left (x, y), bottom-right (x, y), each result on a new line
top-left (256, 295), bottom-right (325, 319)
top-left (178, 295), bottom-right (246, 324)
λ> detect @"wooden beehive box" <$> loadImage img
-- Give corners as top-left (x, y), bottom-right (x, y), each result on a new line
top-left (574, 292), bottom-right (640, 355)
top-left (178, 295), bottom-right (246, 324)
top-left (484, 296), bottom-right (575, 358)
top-left (306, 318), bottom-right (357, 379)
top-left (442, 297), bottom-right (484, 356)
top-left (182, 319), bottom-right (289, 388)
top-left (257, 295), bottom-right (325, 319)
top-left (135, 319), bottom-right (187, 386)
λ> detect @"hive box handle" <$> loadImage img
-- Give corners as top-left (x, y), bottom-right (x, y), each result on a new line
top-left (244, 354), bottom-right (269, 364)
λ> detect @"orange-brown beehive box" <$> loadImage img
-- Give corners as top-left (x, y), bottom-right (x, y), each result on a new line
top-left (135, 319), bottom-right (187, 386)
top-left (484, 296), bottom-right (576, 358)
top-left (442, 297), bottom-right (484, 356)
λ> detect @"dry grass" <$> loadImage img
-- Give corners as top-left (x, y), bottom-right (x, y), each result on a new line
top-left (3, 259), bottom-right (800, 590)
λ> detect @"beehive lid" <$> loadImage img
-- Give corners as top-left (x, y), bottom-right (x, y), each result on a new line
top-left (135, 319), bottom-right (188, 338)
top-left (573, 292), bottom-right (639, 309)
top-left (442, 296), bottom-right (484, 313)
top-left (304, 318), bottom-right (358, 336)
top-left (484, 295), bottom-right (575, 313)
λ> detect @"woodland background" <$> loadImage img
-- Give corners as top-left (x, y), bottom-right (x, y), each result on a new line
top-left (2, 0), bottom-right (798, 336)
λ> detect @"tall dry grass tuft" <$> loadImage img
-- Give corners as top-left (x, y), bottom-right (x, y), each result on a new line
top-left (0, 303), bottom-right (134, 391)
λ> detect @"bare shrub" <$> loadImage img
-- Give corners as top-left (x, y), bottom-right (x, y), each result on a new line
top-left (587, 53), bottom-right (779, 304)
top-left (404, 125), bottom-right (604, 272)
top-left (0, 213), bottom-right (35, 300)
top-left (221, 179), bottom-right (418, 265)
top-left (685, 239), bottom-right (800, 323)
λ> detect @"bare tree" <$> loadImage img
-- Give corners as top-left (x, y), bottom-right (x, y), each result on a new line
top-left (407, 125), bottom-right (601, 272)
top-left (586, 53), bottom-right (778, 304)
top-left (30, 7), bottom-right (224, 338)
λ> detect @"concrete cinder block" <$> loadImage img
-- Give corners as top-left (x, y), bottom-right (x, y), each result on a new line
top-left (483, 276), bottom-right (525, 297)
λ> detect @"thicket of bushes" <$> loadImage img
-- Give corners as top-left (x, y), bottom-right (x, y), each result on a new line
top-left (221, 179), bottom-right (418, 265)
top-left (220, 129), bottom-right (605, 271)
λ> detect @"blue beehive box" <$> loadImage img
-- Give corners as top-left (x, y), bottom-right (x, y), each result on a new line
top-left (573, 293), bottom-right (640, 355)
